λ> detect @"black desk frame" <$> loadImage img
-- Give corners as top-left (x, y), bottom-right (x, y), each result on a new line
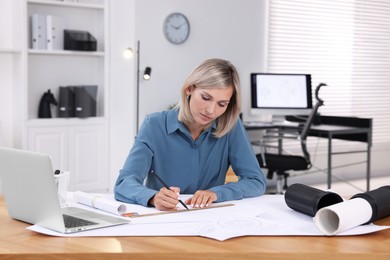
top-left (245, 116), bottom-right (373, 191)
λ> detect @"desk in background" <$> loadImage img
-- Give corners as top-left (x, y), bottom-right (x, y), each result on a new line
top-left (245, 115), bottom-right (372, 191)
top-left (0, 196), bottom-right (389, 259)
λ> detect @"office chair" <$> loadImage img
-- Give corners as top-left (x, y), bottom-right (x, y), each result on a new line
top-left (256, 83), bottom-right (326, 194)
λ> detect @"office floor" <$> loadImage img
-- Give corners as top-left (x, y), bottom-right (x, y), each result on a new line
top-left (227, 168), bottom-right (389, 196)
top-left (264, 175), bottom-right (389, 197)
top-left (310, 175), bottom-right (390, 197)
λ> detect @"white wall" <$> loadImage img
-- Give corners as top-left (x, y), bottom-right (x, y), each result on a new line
top-left (135, 0), bottom-right (267, 124)
top-left (0, 54), bottom-right (15, 147)
top-left (0, 0), bottom-right (22, 148)
top-left (109, 0), bottom-right (136, 189)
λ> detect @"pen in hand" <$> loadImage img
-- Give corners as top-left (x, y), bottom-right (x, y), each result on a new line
top-left (150, 170), bottom-right (189, 210)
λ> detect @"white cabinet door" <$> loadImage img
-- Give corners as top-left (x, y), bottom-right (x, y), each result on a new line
top-left (27, 126), bottom-right (68, 173)
top-left (27, 124), bottom-right (108, 192)
top-left (68, 125), bottom-right (108, 192)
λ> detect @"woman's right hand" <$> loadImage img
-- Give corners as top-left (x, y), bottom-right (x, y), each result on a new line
top-left (149, 187), bottom-right (181, 211)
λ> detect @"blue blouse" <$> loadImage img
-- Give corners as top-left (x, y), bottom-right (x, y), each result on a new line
top-left (114, 108), bottom-right (266, 206)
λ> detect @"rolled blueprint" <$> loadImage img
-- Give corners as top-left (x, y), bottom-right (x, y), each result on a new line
top-left (284, 183), bottom-right (344, 217)
top-left (74, 191), bottom-right (127, 215)
top-left (314, 197), bottom-right (372, 235)
top-left (314, 186), bottom-right (390, 235)
top-left (351, 186), bottom-right (390, 223)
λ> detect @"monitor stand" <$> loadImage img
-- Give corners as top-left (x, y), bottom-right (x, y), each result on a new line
top-left (271, 115), bottom-right (287, 124)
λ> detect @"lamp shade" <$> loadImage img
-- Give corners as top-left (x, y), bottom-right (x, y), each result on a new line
top-left (143, 67), bottom-right (152, 80)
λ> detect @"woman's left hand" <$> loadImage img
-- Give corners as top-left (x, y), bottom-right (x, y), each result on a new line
top-left (185, 190), bottom-right (217, 208)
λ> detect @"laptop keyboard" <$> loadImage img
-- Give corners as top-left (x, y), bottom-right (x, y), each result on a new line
top-left (63, 214), bottom-right (98, 228)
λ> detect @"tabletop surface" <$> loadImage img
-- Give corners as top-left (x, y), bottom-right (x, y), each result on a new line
top-left (1, 196), bottom-right (390, 260)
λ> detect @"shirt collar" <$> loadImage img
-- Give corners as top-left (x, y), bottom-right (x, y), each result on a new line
top-left (166, 108), bottom-right (217, 135)
top-left (167, 108), bottom-right (183, 134)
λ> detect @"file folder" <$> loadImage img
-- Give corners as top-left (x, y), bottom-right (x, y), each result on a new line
top-left (31, 14), bottom-right (47, 49)
top-left (46, 15), bottom-right (67, 50)
top-left (58, 86), bottom-right (75, 118)
top-left (74, 86), bottom-right (97, 118)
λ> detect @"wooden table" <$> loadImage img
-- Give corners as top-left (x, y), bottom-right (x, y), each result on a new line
top-left (1, 196), bottom-right (389, 259)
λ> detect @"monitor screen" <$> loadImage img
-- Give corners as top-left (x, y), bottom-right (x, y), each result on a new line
top-left (250, 73), bottom-right (312, 120)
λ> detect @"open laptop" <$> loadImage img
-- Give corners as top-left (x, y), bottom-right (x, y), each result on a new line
top-left (0, 147), bottom-right (130, 233)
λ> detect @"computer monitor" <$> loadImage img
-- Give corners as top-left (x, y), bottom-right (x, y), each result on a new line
top-left (250, 73), bottom-right (313, 122)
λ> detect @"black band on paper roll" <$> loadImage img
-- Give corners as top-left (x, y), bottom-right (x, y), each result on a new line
top-left (351, 186), bottom-right (390, 224)
top-left (284, 183), bottom-right (344, 217)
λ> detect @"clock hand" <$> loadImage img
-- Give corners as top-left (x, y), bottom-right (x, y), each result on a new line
top-left (177, 22), bottom-right (186, 29)
top-left (170, 24), bottom-right (181, 30)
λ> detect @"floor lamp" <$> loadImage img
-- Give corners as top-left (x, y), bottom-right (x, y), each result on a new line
top-left (124, 41), bottom-right (152, 134)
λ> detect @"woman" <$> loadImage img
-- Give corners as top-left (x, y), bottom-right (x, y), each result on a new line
top-left (114, 58), bottom-right (266, 211)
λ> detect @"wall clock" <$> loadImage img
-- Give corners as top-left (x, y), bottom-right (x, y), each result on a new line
top-left (163, 12), bottom-right (190, 44)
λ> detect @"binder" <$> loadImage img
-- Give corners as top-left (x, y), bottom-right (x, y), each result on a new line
top-left (31, 14), bottom-right (47, 49)
top-left (46, 15), bottom-right (67, 50)
top-left (74, 86), bottom-right (97, 118)
top-left (58, 86), bottom-right (75, 118)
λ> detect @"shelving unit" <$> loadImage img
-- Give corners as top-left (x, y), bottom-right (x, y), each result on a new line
top-left (26, 0), bottom-right (109, 192)
top-left (26, 0), bottom-right (107, 119)
top-left (1, 0), bottom-right (111, 192)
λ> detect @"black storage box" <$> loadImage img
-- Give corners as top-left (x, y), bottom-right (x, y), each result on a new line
top-left (74, 85), bottom-right (97, 118)
top-left (58, 86), bottom-right (75, 118)
top-left (64, 30), bottom-right (97, 51)
top-left (58, 85), bottom-right (97, 118)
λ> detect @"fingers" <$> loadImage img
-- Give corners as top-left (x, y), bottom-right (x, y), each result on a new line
top-left (152, 188), bottom-right (217, 210)
top-left (187, 190), bottom-right (217, 208)
top-left (170, 186), bottom-right (180, 194)
top-left (153, 187), bottom-right (180, 211)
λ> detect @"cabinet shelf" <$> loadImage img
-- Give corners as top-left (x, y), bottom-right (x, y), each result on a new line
top-left (28, 49), bottom-right (104, 57)
top-left (28, 0), bottom-right (104, 10)
top-left (27, 117), bottom-right (107, 127)
top-left (0, 48), bottom-right (22, 53)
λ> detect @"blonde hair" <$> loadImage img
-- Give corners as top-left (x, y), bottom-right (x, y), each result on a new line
top-left (177, 58), bottom-right (242, 138)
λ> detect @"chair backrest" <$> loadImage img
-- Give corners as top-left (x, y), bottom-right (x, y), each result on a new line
top-left (299, 83), bottom-right (326, 163)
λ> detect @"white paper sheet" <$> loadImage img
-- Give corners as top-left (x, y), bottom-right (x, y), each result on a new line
top-left (27, 194), bottom-right (390, 241)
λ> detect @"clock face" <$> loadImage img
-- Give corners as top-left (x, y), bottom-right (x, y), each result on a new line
top-left (163, 13), bottom-right (190, 44)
